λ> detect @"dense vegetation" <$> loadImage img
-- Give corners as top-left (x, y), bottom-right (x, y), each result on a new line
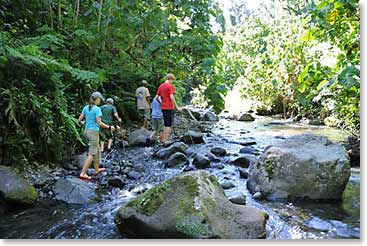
top-left (0, 0), bottom-right (360, 168)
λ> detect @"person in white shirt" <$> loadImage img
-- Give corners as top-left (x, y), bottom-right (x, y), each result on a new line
top-left (135, 80), bottom-right (151, 129)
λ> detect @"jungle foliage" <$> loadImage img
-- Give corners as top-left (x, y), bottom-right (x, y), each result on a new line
top-left (0, 0), bottom-right (224, 167)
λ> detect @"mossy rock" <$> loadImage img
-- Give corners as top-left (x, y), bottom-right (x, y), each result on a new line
top-left (115, 170), bottom-right (268, 239)
top-left (0, 165), bottom-right (37, 206)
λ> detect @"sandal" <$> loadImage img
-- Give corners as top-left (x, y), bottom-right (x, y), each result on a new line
top-left (79, 175), bottom-right (92, 181)
top-left (93, 168), bottom-right (106, 175)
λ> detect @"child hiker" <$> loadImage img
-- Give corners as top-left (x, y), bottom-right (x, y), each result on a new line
top-left (100, 98), bottom-right (122, 152)
top-left (149, 97), bottom-right (164, 145)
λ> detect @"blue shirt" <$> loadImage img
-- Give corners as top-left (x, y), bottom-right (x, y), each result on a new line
top-left (82, 105), bottom-right (102, 131)
top-left (151, 98), bottom-right (163, 119)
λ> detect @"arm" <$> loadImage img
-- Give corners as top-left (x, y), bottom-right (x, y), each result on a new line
top-left (154, 94), bottom-right (162, 104)
top-left (147, 96), bottom-right (152, 108)
top-left (97, 117), bottom-right (115, 130)
top-left (170, 94), bottom-right (181, 111)
top-left (77, 114), bottom-right (85, 125)
top-left (114, 113), bottom-right (122, 122)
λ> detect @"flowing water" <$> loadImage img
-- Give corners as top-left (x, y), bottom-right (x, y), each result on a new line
top-left (0, 117), bottom-right (360, 239)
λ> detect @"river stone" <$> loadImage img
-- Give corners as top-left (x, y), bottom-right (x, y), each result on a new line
top-left (221, 181), bottom-right (235, 189)
top-left (0, 165), bottom-right (37, 206)
top-left (238, 113), bottom-right (255, 121)
top-left (239, 147), bottom-right (259, 155)
top-left (165, 153), bottom-right (189, 168)
top-left (153, 142), bottom-right (188, 159)
top-left (108, 176), bottom-right (125, 188)
top-left (202, 111), bottom-right (218, 121)
top-left (181, 130), bottom-right (205, 144)
top-left (253, 192), bottom-right (263, 200)
top-left (71, 153), bottom-right (88, 169)
top-left (53, 176), bottom-right (97, 205)
top-left (128, 128), bottom-right (153, 146)
top-left (247, 133), bottom-right (350, 201)
top-left (205, 153), bottom-right (221, 163)
top-left (210, 147), bottom-right (227, 157)
top-left (115, 171), bottom-right (268, 239)
top-left (193, 154), bottom-right (211, 169)
top-left (228, 194), bottom-right (246, 205)
top-left (127, 171), bottom-right (142, 180)
top-left (238, 168), bottom-right (249, 179)
top-left (230, 157), bottom-right (251, 168)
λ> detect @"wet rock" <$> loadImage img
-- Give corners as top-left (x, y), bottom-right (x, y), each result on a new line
top-left (238, 113), bottom-right (255, 121)
top-left (304, 217), bottom-right (334, 231)
top-left (193, 154), bottom-right (211, 169)
top-left (0, 165), bottom-right (38, 206)
top-left (239, 139), bottom-right (257, 146)
top-left (239, 147), bottom-right (259, 155)
top-left (343, 135), bottom-right (360, 167)
top-left (221, 181), bottom-right (235, 189)
top-left (205, 153), bottom-right (221, 162)
top-left (238, 168), bottom-right (249, 179)
top-left (53, 176), bottom-right (97, 205)
top-left (183, 165), bottom-right (195, 172)
top-left (253, 192), bottom-right (262, 200)
top-left (71, 153), bottom-right (88, 169)
top-left (108, 176), bottom-right (125, 188)
top-left (130, 184), bottom-right (153, 195)
top-left (181, 108), bottom-right (201, 121)
top-left (247, 133), bottom-right (350, 201)
top-left (181, 130), bottom-right (205, 144)
top-left (128, 128), bottom-right (153, 146)
top-left (153, 142), bottom-right (188, 159)
top-left (229, 194), bottom-right (246, 205)
top-left (165, 153), bottom-right (189, 168)
top-left (134, 163), bottom-right (145, 172)
top-left (127, 171), bottom-right (142, 180)
top-left (211, 163), bottom-right (225, 169)
top-left (230, 157), bottom-right (251, 168)
top-left (210, 147), bottom-right (227, 157)
top-left (202, 111), bottom-right (218, 121)
top-left (115, 171), bottom-right (268, 239)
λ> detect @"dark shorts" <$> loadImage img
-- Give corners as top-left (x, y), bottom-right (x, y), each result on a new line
top-left (100, 127), bottom-right (113, 142)
top-left (162, 110), bottom-right (174, 127)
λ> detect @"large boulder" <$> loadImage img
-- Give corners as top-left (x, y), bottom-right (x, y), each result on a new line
top-left (115, 171), bottom-right (268, 239)
top-left (343, 135), bottom-right (360, 167)
top-left (202, 111), bottom-right (218, 122)
top-left (210, 147), bottom-right (227, 157)
top-left (0, 165), bottom-right (37, 206)
top-left (153, 142), bottom-right (188, 159)
top-left (247, 133), bottom-right (350, 201)
top-left (128, 129), bottom-right (153, 146)
top-left (53, 176), bottom-right (98, 205)
top-left (238, 113), bottom-right (255, 122)
top-left (181, 130), bottom-right (205, 144)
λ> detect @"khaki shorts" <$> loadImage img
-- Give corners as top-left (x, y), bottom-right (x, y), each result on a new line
top-left (152, 118), bottom-right (164, 132)
top-left (85, 130), bottom-right (100, 161)
top-left (139, 109), bottom-right (151, 120)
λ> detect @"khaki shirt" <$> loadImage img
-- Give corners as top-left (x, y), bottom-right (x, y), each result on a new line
top-left (135, 86), bottom-right (151, 109)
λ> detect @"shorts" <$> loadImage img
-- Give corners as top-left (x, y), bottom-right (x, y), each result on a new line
top-left (162, 110), bottom-right (174, 127)
top-left (138, 109), bottom-right (150, 120)
top-left (152, 118), bottom-right (164, 132)
top-left (85, 130), bottom-right (100, 161)
top-left (100, 127), bottom-right (113, 142)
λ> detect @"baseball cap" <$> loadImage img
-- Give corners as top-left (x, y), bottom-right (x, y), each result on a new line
top-left (91, 91), bottom-right (104, 101)
top-left (106, 98), bottom-right (114, 104)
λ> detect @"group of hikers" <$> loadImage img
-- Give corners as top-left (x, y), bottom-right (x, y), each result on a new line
top-left (77, 73), bottom-right (181, 180)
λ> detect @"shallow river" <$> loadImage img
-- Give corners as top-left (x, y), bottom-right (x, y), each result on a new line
top-left (0, 117), bottom-right (360, 239)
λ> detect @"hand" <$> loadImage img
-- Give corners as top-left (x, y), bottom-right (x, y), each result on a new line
top-left (177, 107), bottom-right (183, 112)
top-left (116, 125), bottom-right (121, 131)
top-left (110, 126), bottom-right (115, 131)
top-left (80, 121), bottom-right (85, 126)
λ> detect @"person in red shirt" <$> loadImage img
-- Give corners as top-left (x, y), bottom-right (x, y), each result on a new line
top-left (155, 73), bottom-right (182, 146)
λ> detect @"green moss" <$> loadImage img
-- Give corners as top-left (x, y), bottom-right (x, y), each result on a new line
top-left (175, 216), bottom-right (212, 238)
top-left (7, 185), bottom-right (37, 205)
top-left (126, 181), bottom-right (171, 216)
top-left (264, 159), bottom-right (276, 180)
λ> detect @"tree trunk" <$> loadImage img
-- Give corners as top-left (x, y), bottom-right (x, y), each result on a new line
top-left (48, 0), bottom-right (54, 29)
top-left (57, 0), bottom-right (62, 29)
top-left (97, 0), bottom-right (104, 32)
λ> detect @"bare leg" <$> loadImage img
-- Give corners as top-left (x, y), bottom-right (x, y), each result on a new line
top-left (80, 155), bottom-right (94, 177)
top-left (159, 131), bottom-right (163, 144)
top-left (143, 119), bottom-right (148, 129)
top-left (100, 141), bottom-right (105, 152)
top-left (108, 138), bottom-right (113, 149)
top-left (150, 130), bottom-right (156, 140)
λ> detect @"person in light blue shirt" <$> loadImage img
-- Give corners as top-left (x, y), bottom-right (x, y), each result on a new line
top-left (77, 92), bottom-right (115, 180)
top-left (149, 97), bottom-right (164, 145)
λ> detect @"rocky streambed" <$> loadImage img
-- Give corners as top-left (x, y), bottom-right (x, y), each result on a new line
top-left (0, 114), bottom-right (360, 239)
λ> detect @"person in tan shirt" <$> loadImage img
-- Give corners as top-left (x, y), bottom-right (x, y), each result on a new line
top-left (135, 80), bottom-right (151, 129)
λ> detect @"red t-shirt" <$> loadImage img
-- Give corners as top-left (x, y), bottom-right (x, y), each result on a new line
top-left (156, 82), bottom-right (176, 110)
